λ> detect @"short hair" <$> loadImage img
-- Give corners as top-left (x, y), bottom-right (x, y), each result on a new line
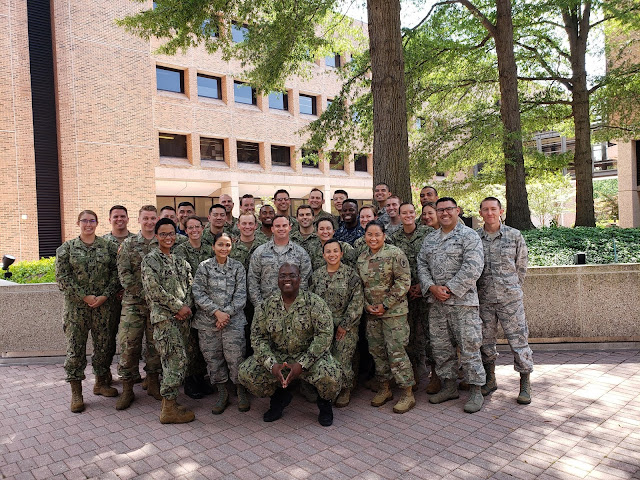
top-left (364, 219), bottom-right (386, 233)
top-left (296, 204), bottom-right (313, 215)
top-left (315, 217), bottom-right (335, 229)
top-left (160, 205), bottom-right (176, 213)
top-left (342, 199), bottom-right (358, 209)
top-left (109, 205), bottom-right (127, 216)
top-left (139, 205), bottom-right (157, 215)
top-left (359, 204), bottom-right (376, 215)
top-left (375, 182), bottom-right (390, 190)
top-left (323, 238), bottom-right (343, 253)
top-left (436, 197), bottom-right (457, 206)
top-left (78, 210), bottom-right (98, 222)
top-left (155, 218), bottom-right (176, 233)
top-left (399, 202), bottom-right (415, 213)
top-left (480, 196), bottom-right (503, 209)
top-left (272, 214), bottom-right (291, 225)
top-left (238, 212), bottom-right (257, 223)
top-left (185, 215), bottom-right (203, 226)
top-left (212, 232), bottom-right (233, 245)
top-left (273, 189), bottom-right (290, 200)
top-left (260, 204), bottom-right (275, 213)
top-left (387, 195), bottom-right (401, 203)
top-left (240, 194), bottom-right (254, 206)
top-left (279, 262), bottom-right (300, 274)
top-left (421, 185), bottom-right (438, 195)
top-left (177, 201), bottom-right (195, 210)
top-left (333, 189), bottom-right (348, 198)
top-left (310, 188), bottom-right (324, 199)
top-left (209, 203), bottom-right (226, 214)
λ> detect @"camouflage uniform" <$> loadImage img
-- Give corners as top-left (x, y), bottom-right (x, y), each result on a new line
top-left (193, 257), bottom-right (247, 384)
top-left (389, 225), bottom-right (434, 368)
top-left (201, 228), bottom-right (225, 247)
top-left (477, 225), bottom-right (533, 373)
top-left (238, 291), bottom-right (342, 400)
top-left (141, 249), bottom-right (193, 400)
top-left (291, 231), bottom-right (356, 271)
top-left (357, 244), bottom-right (415, 388)
top-left (417, 223), bottom-right (486, 385)
top-left (377, 207), bottom-right (390, 228)
top-left (385, 222), bottom-right (403, 237)
top-left (353, 235), bottom-right (369, 259)
top-left (117, 233), bottom-right (162, 380)
top-left (313, 210), bottom-right (337, 229)
top-left (230, 232), bottom-right (269, 271)
top-left (334, 223), bottom-right (365, 246)
top-left (56, 237), bottom-right (119, 381)
top-left (310, 264), bottom-right (364, 387)
top-left (224, 217), bottom-right (238, 236)
top-left (174, 234), bottom-right (188, 246)
top-left (247, 240), bottom-right (312, 307)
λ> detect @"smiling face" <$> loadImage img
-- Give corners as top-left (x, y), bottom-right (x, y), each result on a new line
top-left (274, 193), bottom-right (291, 215)
top-left (240, 196), bottom-right (255, 214)
top-left (277, 264), bottom-right (301, 295)
top-left (365, 224), bottom-right (385, 252)
top-left (238, 213), bottom-right (256, 237)
top-left (422, 205), bottom-right (439, 228)
top-left (208, 207), bottom-right (227, 228)
top-left (373, 184), bottom-right (391, 204)
top-left (340, 202), bottom-right (357, 225)
top-left (436, 200), bottom-right (459, 231)
top-left (109, 208), bottom-right (128, 231)
top-left (309, 190), bottom-right (323, 210)
top-left (399, 204), bottom-right (416, 226)
top-left (385, 197), bottom-right (400, 218)
top-left (185, 218), bottom-right (203, 241)
top-left (271, 216), bottom-right (291, 242)
top-left (317, 219), bottom-right (335, 243)
top-left (323, 241), bottom-right (343, 268)
top-left (359, 207), bottom-right (375, 228)
top-left (479, 199), bottom-right (504, 229)
top-left (332, 192), bottom-right (347, 212)
top-left (156, 223), bottom-right (176, 251)
top-left (139, 209), bottom-right (158, 235)
top-left (420, 187), bottom-right (438, 206)
top-left (259, 206), bottom-right (275, 227)
top-left (177, 205), bottom-right (194, 227)
top-left (78, 212), bottom-right (98, 236)
top-left (297, 207), bottom-right (313, 229)
top-left (219, 194), bottom-right (234, 214)
top-left (214, 234), bottom-right (232, 261)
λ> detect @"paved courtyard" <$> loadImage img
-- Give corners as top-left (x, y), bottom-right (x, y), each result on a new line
top-left (1, 348), bottom-right (639, 480)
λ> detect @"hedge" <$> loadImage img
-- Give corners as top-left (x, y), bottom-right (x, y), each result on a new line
top-left (8, 257), bottom-right (56, 284)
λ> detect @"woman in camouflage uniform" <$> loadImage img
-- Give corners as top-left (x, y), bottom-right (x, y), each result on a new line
top-left (56, 210), bottom-right (119, 413)
top-left (315, 218), bottom-right (357, 268)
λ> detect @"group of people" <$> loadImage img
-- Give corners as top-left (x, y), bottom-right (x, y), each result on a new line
top-left (55, 183), bottom-right (533, 427)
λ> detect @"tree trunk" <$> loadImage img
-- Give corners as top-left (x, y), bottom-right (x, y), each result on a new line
top-left (494, 0), bottom-right (535, 230)
top-left (367, 0), bottom-right (412, 203)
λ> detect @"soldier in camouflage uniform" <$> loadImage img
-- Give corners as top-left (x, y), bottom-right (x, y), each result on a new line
top-left (116, 205), bottom-right (162, 410)
top-left (314, 218), bottom-right (357, 270)
top-left (247, 215), bottom-right (312, 307)
top-left (273, 189), bottom-right (299, 229)
top-left (309, 188), bottom-right (337, 229)
top-left (310, 239), bottom-right (364, 407)
top-left (201, 204), bottom-right (227, 247)
top-left (334, 199), bottom-right (365, 246)
top-left (477, 197), bottom-right (533, 404)
top-left (193, 232), bottom-right (249, 414)
top-left (239, 263), bottom-right (341, 426)
top-left (353, 205), bottom-right (377, 258)
top-left (159, 206), bottom-right (188, 246)
top-left (374, 182), bottom-right (392, 227)
top-left (141, 218), bottom-right (195, 424)
top-left (383, 195), bottom-right (403, 236)
top-left (417, 197), bottom-right (486, 413)
top-left (357, 220), bottom-right (416, 414)
top-left (56, 210), bottom-right (120, 413)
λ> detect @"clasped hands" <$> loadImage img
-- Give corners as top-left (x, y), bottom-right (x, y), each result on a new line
top-left (271, 362), bottom-right (303, 389)
top-left (174, 305), bottom-right (192, 321)
top-left (83, 295), bottom-right (108, 309)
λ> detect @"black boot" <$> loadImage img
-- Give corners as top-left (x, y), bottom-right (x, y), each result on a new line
top-left (198, 376), bottom-right (215, 396)
top-left (263, 388), bottom-right (293, 422)
top-left (184, 375), bottom-right (204, 399)
top-left (317, 397), bottom-right (333, 427)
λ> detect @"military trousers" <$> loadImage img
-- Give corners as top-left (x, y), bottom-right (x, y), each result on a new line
top-left (198, 324), bottom-right (246, 384)
top-left (408, 297), bottom-right (431, 368)
top-left (63, 300), bottom-right (114, 381)
top-left (185, 308), bottom-right (207, 379)
top-left (117, 303), bottom-right (161, 379)
top-left (480, 300), bottom-right (534, 373)
top-left (238, 353), bottom-right (342, 401)
top-left (153, 318), bottom-right (189, 400)
top-left (366, 314), bottom-right (415, 388)
top-left (429, 303), bottom-right (486, 386)
top-left (331, 326), bottom-right (359, 389)
top-left (107, 297), bottom-right (121, 365)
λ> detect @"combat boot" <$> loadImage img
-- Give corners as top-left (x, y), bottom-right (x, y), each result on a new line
top-left (237, 384), bottom-right (250, 412)
top-left (93, 376), bottom-right (118, 397)
top-left (70, 380), bottom-right (85, 413)
top-left (146, 372), bottom-right (162, 400)
top-left (335, 388), bottom-right (351, 408)
top-left (429, 378), bottom-right (459, 404)
top-left (370, 381), bottom-right (393, 407)
top-left (464, 385), bottom-right (484, 413)
top-left (517, 373), bottom-right (531, 405)
top-left (105, 369), bottom-right (113, 386)
top-left (317, 397), bottom-right (333, 426)
top-left (211, 383), bottom-right (229, 415)
top-left (425, 364), bottom-right (441, 394)
top-left (263, 388), bottom-right (293, 422)
top-left (160, 398), bottom-right (195, 424)
top-left (116, 379), bottom-right (135, 410)
top-left (481, 362), bottom-right (497, 396)
top-left (393, 386), bottom-right (416, 414)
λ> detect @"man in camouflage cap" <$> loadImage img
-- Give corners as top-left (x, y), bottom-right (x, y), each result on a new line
top-left (238, 263), bottom-right (342, 426)
top-left (417, 197), bottom-right (486, 414)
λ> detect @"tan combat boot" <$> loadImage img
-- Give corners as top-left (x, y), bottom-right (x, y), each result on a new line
top-left (429, 378), bottom-right (459, 404)
top-left (160, 398), bottom-right (195, 424)
top-left (93, 376), bottom-right (118, 397)
top-left (517, 373), bottom-right (531, 404)
top-left (425, 364), bottom-right (442, 394)
top-left (393, 386), bottom-right (416, 414)
top-left (146, 372), bottom-right (162, 400)
top-left (116, 379), bottom-right (135, 410)
top-left (371, 381), bottom-right (393, 407)
top-left (70, 380), bottom-right (85, 413)
top-left (335, 388), bottom-right (351, 408)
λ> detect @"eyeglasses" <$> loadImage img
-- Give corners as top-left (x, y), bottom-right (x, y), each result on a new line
top-left (157, 232), bottom-right (176, 239)
top-left (278, 273), bottom-right (300, 279)
top-left (79, 219), bottom-right (97, 224)
top-left (436, 207), bottom-right (457, 214)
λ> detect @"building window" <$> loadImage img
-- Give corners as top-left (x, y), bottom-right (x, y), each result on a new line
top-left (200, 137), bottom-right (225, 162)
top-left (271, 145), bottom-right (291, 167)
top-left (231, 22), bottom-right (248, 43)
top-left (299, 94), bottom-right (317, 115)
top-left (326, 98), bottom-right (333, 108)
top-left (354, 154), bottom-right (368, 172)
top-left (330, 152), bottom-right (344, 170)
top-left (156, 66), bottom-right (184, 93)
top-left (302, 149), bottom-right (319, 168)
top-left (237, 141), bottom-right (259, 164)
top-left (325, 54), bottom-right (341, 68)
top-left (197, 74), bottom-right (222, 99)
top-left (201, 19), bottom-right (218, 37)
top-left (269, 92), bottom-right (288, 111)
top-left (234, 81), bottom-right (256, 105)
top-left (159, 133), bottom-right (187, 158)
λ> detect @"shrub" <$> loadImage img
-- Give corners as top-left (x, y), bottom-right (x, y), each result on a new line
top-left (8, 257), bottom-right (56, 284)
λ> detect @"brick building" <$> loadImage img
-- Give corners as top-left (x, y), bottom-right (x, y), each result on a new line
top-left (1, 0), bottom-right (372, 261)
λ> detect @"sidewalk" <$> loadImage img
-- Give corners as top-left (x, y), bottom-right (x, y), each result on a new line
top-left (1, 349), bottom-right (639, 479)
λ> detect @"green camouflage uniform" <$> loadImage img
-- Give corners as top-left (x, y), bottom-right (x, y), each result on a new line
top-left (310, 264), bottom-right (364, 387)
top-left (477, 225), bottom-right (533, 373)
top-left (238, 291), bottom-right (342, 400)
top-left (291, 230), bottom-right (357, 271)
top-left (230, 232), bottom-right (269, 272)
top-left (357, 243), bottom-right (415, 388)
top-left (192, 257), bottom-right (247, 384)
top-left (389, 225), bottom-right (434, 368)
top-left (116, 233), bottom-right (162, 380)
top-left (314, 209), bottom-right (337, 229)
top-left (201, 228), bottom-right (225, 247)
top-left (141, 249), bottom-right (193, 400)
top-left (247, 240), bottom-right (312, 307)
top-left (174, 234), bottom-right (188, 246)
top-left (56, 237), bottom-right (119, 381)
top-left (417, 223), bottom-right (486, 385)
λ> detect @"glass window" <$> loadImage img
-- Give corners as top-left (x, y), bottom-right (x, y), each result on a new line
top-left (197, 74), bottom-right (221, 99)
top-left (234, 81), bottom-right (256, 105)
top-left (326, 98), bottom-right (333, 108)
top-left (325, 54), bottom-right (341, 68)
top-left (354, 153), bottom-right (368, 172)
top-left (330, 152), bottom-right (344, 170)
top-left (231, 23), bottom-right (248, 43)
top-left (299, 94), bottom-right (317, 115)
top-left (269, 92), bottom-right (289, 111)
top-left (237, 141), bottom-right (259, 164)
top-left (200, 137), bottom-right (225, 162)
top-left (159, 133), bottom-right (187, 158)
top-left (201, 19), bottom-right (218, 37)
top-left (271, 145), bottom-right (291, 167)
top-left (156, 66), bottom-right (184, 93)
top-left (302, 149), bottom-right (319, 168)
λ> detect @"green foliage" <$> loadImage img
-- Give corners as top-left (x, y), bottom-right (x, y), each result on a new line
top-left (593, 178), bottom-right (619, 225)
top-left (526, 172), bottom-right (574, 227)
top-left (523, 227), bottom-right (640, 266)
top-left (9, 257), bottom-right (56, 284)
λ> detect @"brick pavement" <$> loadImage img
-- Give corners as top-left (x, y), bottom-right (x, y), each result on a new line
top-left (1, 349), bottom-right (639, 479)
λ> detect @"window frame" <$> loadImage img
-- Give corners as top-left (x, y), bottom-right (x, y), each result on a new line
top-left (234, 81), bottom-right (257, 105)
top-left (159, 132), bottom-right (188, 158)
top-left (237, 140), bottom-right (260, 164)
top-left (299, 94), bottom-right (317, 116)
top-left (200, 137), bottom-right (225, 162)
top-left (197, 73), bottom-right (222, 100)
top-left (156, 66), bottom-right (184, 94)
